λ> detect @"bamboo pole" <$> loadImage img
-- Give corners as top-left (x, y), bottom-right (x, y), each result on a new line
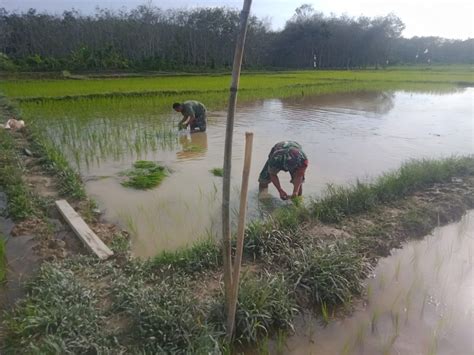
top-left (227, 131), bottom-right (253, 339)
top-left (221, 0), bottom-right (253, 338)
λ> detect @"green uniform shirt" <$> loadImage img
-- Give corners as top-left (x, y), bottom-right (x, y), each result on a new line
top-left (182, 100), bottom-right (207, 119)
top-left (258, 141), bottom-right (308, 184)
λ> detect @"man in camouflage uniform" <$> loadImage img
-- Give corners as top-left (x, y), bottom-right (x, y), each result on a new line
top-left (173, 101), bottom-right (207, 132)
top-left (258, 141), bottom-right (308, 200)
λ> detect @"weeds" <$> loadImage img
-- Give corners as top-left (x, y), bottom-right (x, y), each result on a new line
top-left (121, 160), bottom-right (168, 189)
top-left (288, 240), bottom-right (372, 305)
top-left (3, 263), bottom-right (119, 353)
top-left (153, 237), bottom-right (221, 273)
top-left (312, 157), bottom-right (474, 223)
top-left (210, 273), bottom-right (297, 344)
top-left (0, 130), bottom-right (36, 219)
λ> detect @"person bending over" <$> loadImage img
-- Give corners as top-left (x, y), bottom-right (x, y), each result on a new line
top-left (258, 141), bottom-right (308, 200)
top-left (173, 101), bottom-right (207, 132)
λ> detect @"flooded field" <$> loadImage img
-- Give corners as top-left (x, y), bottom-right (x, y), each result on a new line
top-left (18, 88), bottom-right (474, 257)
top-left (279, 210), bottom-right (474, 355)
top-left (83, 88), bottom-right (473, 257)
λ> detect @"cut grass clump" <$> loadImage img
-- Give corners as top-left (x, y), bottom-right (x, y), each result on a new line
top-left (210, 167), bottom-right (224, 177)
top-left (121, 160), bottom-right (168, 189)
top-left (0, 236), bottom-right (6, 283)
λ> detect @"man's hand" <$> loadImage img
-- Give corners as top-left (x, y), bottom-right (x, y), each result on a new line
top-left (278, 189), bottom-right (289, 200)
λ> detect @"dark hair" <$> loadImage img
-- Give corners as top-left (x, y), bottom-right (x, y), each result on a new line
top-left (172, 102), bottom-right (181, 109)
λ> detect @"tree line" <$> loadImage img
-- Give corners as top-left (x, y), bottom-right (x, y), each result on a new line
top-left (0, 4), bottom-right (472, 71)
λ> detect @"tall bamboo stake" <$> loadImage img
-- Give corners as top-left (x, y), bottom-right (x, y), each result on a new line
top-left (221, 0), bottom-right (253, 338)
top-left (227, 131), bottom-right (253, 339)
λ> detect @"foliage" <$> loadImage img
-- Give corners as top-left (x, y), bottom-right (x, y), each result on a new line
top-left (121, 160), bottom-right (168, 189)
top-left (210, 273), bottom-right (297, 344)
top-left (111, 272), bottom-right (221, 353)
top-left (27, 128), bottom-right (86, 200)
top-left (287, 240), bottom-right (371, 305)
top-left (312, 156), bottom-right (474, 222)
top-left (0, 6), bottom-right (472, 72)
top-left (153, 237), bottom-right (221, 273)
top-left (0, 52), bottom-right (18, 71)
top-left (3, 263), bottom-right (119, 353)
top-left (0, 130), bottom-right (36, 220)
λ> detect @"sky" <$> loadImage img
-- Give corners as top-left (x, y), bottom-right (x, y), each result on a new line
top-left (1, 0), bottom-right (473, 39)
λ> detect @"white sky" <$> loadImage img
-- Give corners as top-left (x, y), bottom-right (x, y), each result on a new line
top-left (1, 0), bottom-right (473, 39)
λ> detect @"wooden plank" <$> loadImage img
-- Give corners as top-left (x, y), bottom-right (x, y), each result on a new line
top-left (55, 200), bottom-right (113, 260)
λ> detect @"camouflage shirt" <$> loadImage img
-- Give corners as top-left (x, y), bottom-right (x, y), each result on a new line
top-left (181, 100), bottom-right (207, 119)
top-left (258, 141), bottom-right (308, 184)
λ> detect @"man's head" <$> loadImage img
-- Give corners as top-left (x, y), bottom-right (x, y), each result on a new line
top-left (172, 102), bottom-right (182, 112)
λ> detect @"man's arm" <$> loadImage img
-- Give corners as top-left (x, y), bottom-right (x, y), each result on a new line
top-left (291, 168), bottom-right (305, 197)
top-left (270, 172), bottom-right (288, 200)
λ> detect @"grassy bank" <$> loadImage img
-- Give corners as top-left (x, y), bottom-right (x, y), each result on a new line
top-left (0, 130), bottom-right (36, 220)
top-left (2, 156), bottom-right (473, 353)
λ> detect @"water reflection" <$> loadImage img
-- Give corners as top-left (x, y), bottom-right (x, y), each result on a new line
top-left (177, 131), bottom-right (208, 160)
top-left (283, 91), bottom-right (396, 116)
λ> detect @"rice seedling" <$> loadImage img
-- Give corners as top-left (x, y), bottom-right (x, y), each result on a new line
top-left (0, 235), bottom-right (6, 283)
top-left (355, 320), bottom-right (367, 347)
top-left (390, 310), bottom-right (400, 335)
top-left (393, 259), bottom-right (401, 281)
top-left (366, 283), bottom-right (374, 303)
top-left (420, 290), bottom-right (429, 319)
top-left (340, 337), bottom-right (354, 355)
top-left (321, 302), bottom-right (330, 326)
top-left (210, 167), bottom-right (224, 177)
top-left (121, 160), bottom-right (168, 189)
top-left (275, 329), bottom-right (287, 354)
top-left (382, 333), bottom-right (399, 355)
top-left (4, 68), bottom-right (470, 99)
top-left (371, 308), bottom-right (380, 334)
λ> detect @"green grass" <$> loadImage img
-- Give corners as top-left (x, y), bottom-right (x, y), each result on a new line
top-left (153, 236), bottom-right (221, 273)
top-left (312, 156), bottom-right (474, 223)
top-left (3, 67), bottom-right (472, 99)
top-left (27, 127), bottom-right (86, 199)
top-left (5, 67), bottom-right (470, 169)
top-left (0, 236), bottom-right (6, 283)
top-left (121, 160), bottom-right (168, 189)
top-left (0, 130), bottom-right (36, 220)
top-left (210, 273), bottom-right (297, 344)
top-left (210, 167), bottom-right (224, 177)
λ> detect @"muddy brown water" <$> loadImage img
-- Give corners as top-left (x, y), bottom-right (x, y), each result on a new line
top-left (82, 89), bottom-right (474, 257)
top-left (275, 210), bottom-right (474, 355)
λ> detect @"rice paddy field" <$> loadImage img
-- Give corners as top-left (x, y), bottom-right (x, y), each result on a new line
top-left (1, 67), bottom-right (473, 257)
top-left (277, 211), bottom-right (474, 355)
